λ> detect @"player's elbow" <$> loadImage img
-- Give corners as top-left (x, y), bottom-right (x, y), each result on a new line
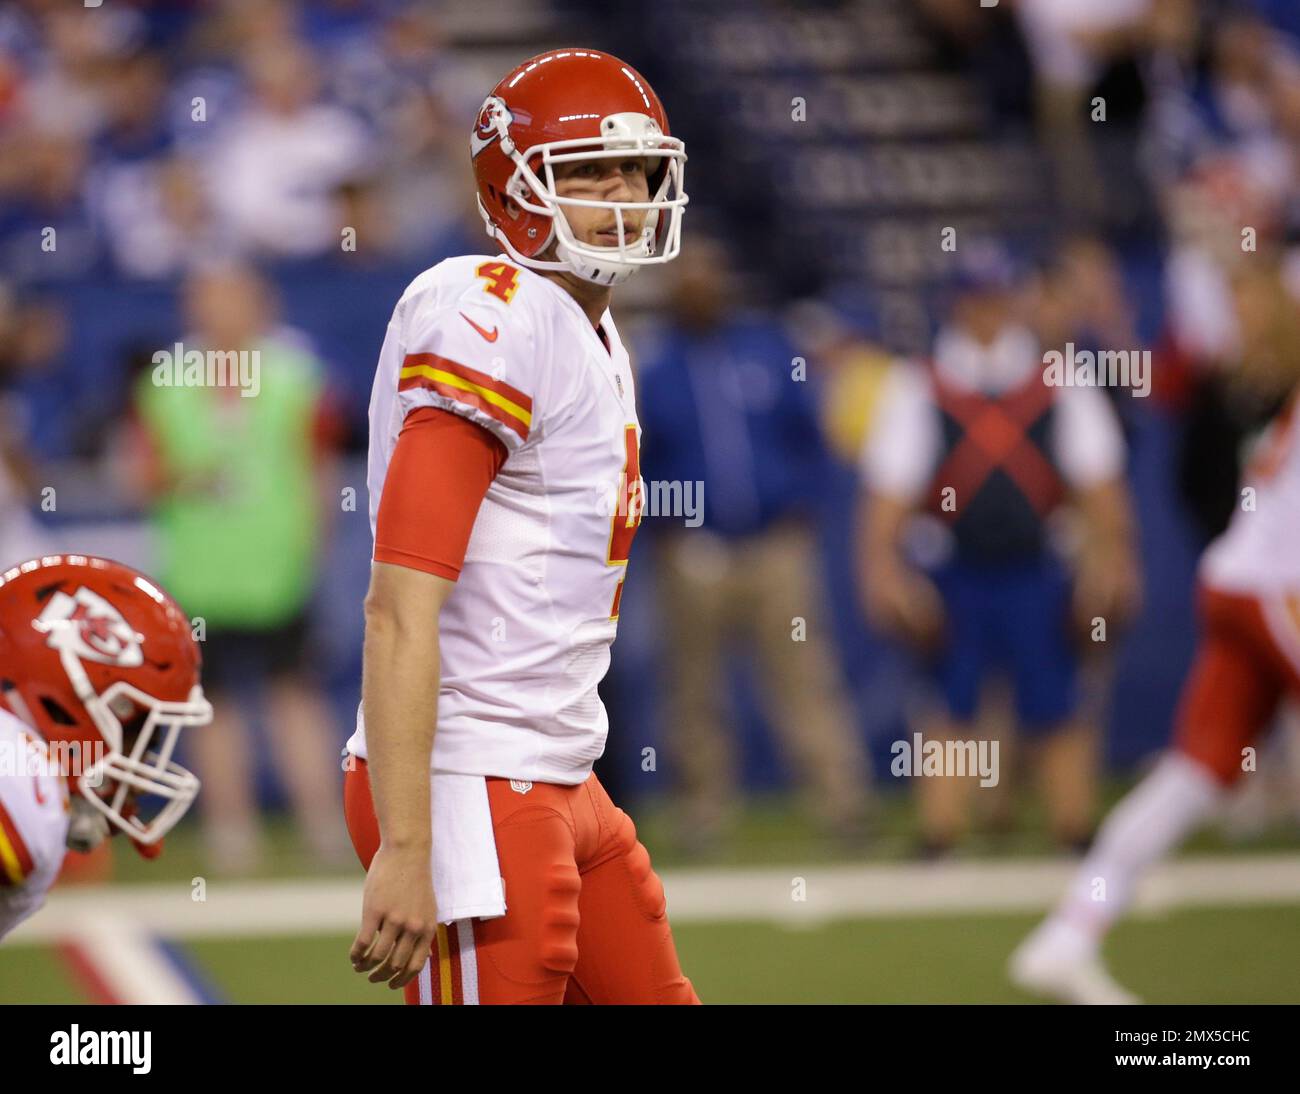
top-left (363, 587), bottom-right (430, 642)
top-left (363, 562), bottom-right (454, 643)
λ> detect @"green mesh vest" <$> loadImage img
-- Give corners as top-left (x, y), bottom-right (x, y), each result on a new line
top-left (135, 341), bottom-right (322, 628)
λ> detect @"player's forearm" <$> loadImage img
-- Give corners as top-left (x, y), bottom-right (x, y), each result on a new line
top-left (360, 600), bottom-right (440, 851)
top-left (861, 492), bottom-right (913, 582)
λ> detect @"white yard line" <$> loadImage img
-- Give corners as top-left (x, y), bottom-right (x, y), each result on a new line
top-left (10, 854), bottom-right (1300, 944)
top-left (65, 918), bottom-right (202, 1004)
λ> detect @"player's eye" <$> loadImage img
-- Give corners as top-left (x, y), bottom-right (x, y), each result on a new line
top-left (621, 159), bottom-right (645, 176)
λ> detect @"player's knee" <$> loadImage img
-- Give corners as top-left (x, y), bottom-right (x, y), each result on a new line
top-left (1178, 743), bottom-right (1242, 788)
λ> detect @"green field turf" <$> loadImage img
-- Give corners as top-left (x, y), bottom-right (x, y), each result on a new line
top-left (3, 905), bottom-right (1296, 1004)
top-left (92, 785), bottom-right (1300, 887)
top-left (5, 785), bottom-right (1295, 1003)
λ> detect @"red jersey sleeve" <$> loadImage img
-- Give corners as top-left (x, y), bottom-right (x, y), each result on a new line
top-left (372, 405), bottom-right (507, 580)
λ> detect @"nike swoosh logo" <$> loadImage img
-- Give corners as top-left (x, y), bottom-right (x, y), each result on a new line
top-left (460, 312), bottom-right (499, 342)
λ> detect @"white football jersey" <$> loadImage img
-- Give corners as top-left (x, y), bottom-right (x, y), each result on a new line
top-left (1201, 392), bottom-right (1300, 593)
top-left (347, 254), bottom-right (644, 785)
top-left (0, 707), bottom-right (70, 942)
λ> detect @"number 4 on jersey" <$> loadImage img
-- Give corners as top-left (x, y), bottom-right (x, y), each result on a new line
top-left (476, 261), bottom-right (521, 303)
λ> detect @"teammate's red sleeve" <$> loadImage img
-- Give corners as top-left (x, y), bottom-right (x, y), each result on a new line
top-left (373, 405), bottom-right (507, 581)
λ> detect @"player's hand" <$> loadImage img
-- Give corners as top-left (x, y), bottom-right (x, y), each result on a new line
top-left (350, 843), bottom-right (438, 990)
top-left (1072, 550), bottom-right (1142, 642)
top-left (863, 561), bottom-right (945, 651)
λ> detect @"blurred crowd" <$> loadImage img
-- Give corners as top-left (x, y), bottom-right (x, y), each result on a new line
top-left (2, 0), bottom-right (1300, 870)
top-left (0, 0), bottom-right (483, 282)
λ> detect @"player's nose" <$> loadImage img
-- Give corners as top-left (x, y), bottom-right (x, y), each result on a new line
top-left (596, 165), bottom-right (637, 202)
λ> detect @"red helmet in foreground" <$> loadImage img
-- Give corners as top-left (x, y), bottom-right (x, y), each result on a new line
top-left (471, 48), bottom-right (688, 287)
top-left (0, 555), bottom-right (211, 847)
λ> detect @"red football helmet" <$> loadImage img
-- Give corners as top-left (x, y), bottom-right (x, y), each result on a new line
top-left (472, 48), bottom-right (688, 286)
top-left (0, 555), bottom-right (211, 847)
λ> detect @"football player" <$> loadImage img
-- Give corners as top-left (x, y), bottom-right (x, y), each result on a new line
top-left (0, 555), bottom-right (212, 940)
top-left (1011, 374), bottom-right (1300, 1003)
top-left (343, 48), bottom-right (699, 1003)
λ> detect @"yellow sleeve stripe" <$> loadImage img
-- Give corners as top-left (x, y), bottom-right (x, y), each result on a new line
top-left (401, 365), bottom-right (532, 428)
top-left (0, 825), bottom-right (28, 886)
top-left (398, 353), bottom-right (533, 441)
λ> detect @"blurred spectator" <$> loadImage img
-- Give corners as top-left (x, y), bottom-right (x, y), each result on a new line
top-left (639, 238), bottom-right (871, 853)
top-left (786, 291), bottom-right (894, 466)
top-left (859, 242), bottom-right (1140, 854)
top-left (123, 261), bottom-right (349, 872)
top-left (96, 153), bottom-right (231, 280)
top-left (1161, 110), bottom-right (1300, 533)
top-left (94, 47), bottom-right (171, 160)
top-left (1203, 15), bottom-right (1294, 139)
top-left (0, 281), bottom-right (55, 565)
top-left (917, 0), bottom-right (1036, 131)
top-left (13, 2), bottom-right (146, 141)
top-left (86, 48), bottom-right (220, 280)
top-left (205, 40), bottom-right (369, 258)
top-left (313, 7), bottom-right (475, 262)
top-left (186, 0), bottom-right (302, 68)
top-left (1014, 0), bottom-right (1196, 234)
top-left (0, 131), bottom-right (100, 283)
top-left (1179, 245), bottom-right (1300, 524)
top-left (1032, 235), bottom-right (1142, 357)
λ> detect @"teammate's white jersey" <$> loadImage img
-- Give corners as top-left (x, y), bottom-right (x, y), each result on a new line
top-left (347, 254), bottom-right (643, 785)
top-left (1201, 392), bottom-right (1300, 593)
top-left (0, 707), bottom-right (70, 942)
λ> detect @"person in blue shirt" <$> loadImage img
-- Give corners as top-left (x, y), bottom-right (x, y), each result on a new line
top-left (639, 237), bottom-right (870, 852)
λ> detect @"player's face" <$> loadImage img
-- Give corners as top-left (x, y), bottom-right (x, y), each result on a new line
top-left (550, 155), bottom-right (651, 249)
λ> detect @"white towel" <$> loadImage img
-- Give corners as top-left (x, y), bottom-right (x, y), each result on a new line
top-left (429, 772), bottom-right (506, 923)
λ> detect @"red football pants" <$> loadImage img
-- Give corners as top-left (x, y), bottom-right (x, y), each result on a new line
top-left (1174, 585), bottom-right (1300, 785)
top-left (344, 760), bottom-right (700, 1005)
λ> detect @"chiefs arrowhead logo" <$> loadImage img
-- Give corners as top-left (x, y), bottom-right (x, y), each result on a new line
top-left (33, 587), bottom-right (144, 668)
top-left (470, 95), bottom-right (512, 159)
